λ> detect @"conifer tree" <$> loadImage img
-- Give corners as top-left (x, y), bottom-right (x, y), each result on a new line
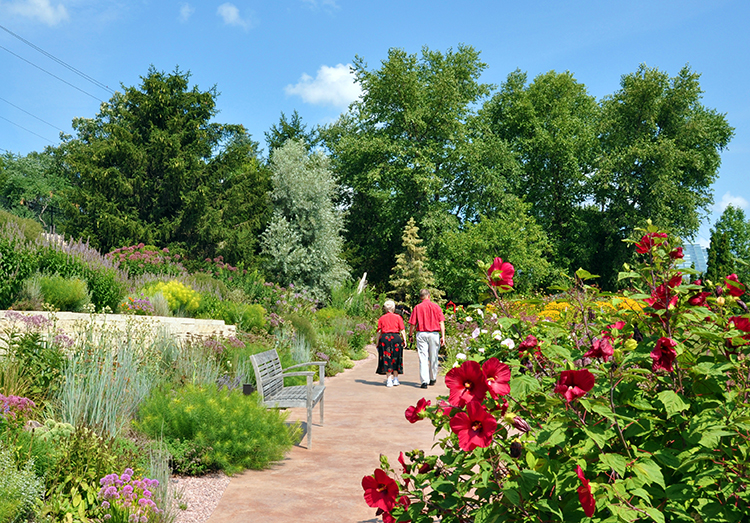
top-left (389, 218), bottom-right (443, 307)
top-left (705, 230), bottom-right (734, 284)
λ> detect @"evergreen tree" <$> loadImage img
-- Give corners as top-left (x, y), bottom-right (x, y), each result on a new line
top-left (389, 217), bottom-right (442, 307)
top-left (705, 230), bottom-right (734, 284)
top-left (711, 204), bottom-right (750, 284)
top-left (260, 139), bottom-right (349, 299)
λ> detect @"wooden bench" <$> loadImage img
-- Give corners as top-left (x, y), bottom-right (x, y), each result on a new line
top-left (249, 348), bottom-right (326, 449)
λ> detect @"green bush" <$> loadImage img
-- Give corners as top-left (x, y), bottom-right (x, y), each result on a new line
top-left (135, 384), bottom-right (295, 474)
top-left (0, 223), bottom-right (37, 309)
top-left (2, 328), bottom-right (64, 405)
top-left (146, 280), bottom-right (201, 316)
top-left (0, 442), bottom-right (44, 523)
top-left (0, 209), bottom-right (43, 242)
top-left (38, 274), bottom-right (91, 312)
top-left (223, 303), bottom-right (266, 333)
top-left (285, 314), bottom-right (317, 348)
top-left (164, 438), bottom-right (217, 476)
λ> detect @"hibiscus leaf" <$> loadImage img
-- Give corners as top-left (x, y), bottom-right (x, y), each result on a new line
top-left (629, 487), bottom-right (652, 502)
top-left (575, 268), bottom-right (599, 280)
top-left (618, 271), bottom-right (641, 281)
top-left (631, 458), bottom-right (665, 489)
top-left (698, 428), bottom-right (734, 449)
top-left (642, 506), bottom-right (666, 523)
top-left (599, 453), bottom-right (627, 476)
top-left (656, 390), bottom-right (690, 418)
top-left (652, 449), bottom-right (680, 469)
top-left (510, 374), bottom-right (540, 400)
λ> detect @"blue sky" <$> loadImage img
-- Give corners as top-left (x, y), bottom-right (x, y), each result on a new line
top-left (1, 0), bottom-right (747, 246)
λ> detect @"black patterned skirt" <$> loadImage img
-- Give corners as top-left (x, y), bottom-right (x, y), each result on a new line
top-left (376, 333), bottom-right (404, 374)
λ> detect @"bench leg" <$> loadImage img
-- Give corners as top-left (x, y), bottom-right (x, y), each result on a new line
top-left (320, 396), bottom-right (324, 425)
top-left (307, 404), bottom-right (313, 449)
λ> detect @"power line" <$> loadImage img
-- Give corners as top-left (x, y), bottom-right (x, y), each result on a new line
top-left (0, 43), bottom-right (105, 103)
top-left (0, 96), bottom-right (67, 133)
top-left (0, 114), bottom-right (54, 144)
top-left (0, 24), bottom-right (114, 95)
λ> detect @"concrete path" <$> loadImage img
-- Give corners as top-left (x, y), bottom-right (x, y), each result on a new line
top-left (207, 346), bottom-right (449, 523)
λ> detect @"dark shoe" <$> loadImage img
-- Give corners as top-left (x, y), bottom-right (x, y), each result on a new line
top-left (421, 383), bottom-right (428, 389)
top-left (429, 379), bottom-right (436, 386)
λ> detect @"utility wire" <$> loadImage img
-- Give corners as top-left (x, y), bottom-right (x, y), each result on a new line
top-left (0, 114), bottom-right (54, 143)
top-left (0, 96), bottom-right (67, 133)
top-left (0, 24), bottom-right (114, 95)
top-left (0, 43), bottom-right (105, 103)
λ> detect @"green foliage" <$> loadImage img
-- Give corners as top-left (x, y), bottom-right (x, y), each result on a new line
top-left (710, 204), bottom-right (750, 283)
top-left (260, 139), bottom-right (350, 299)
top-left (164, 438), bottom-right (217, 476)
top-left (0, 442), bottom-right (44, 523)
top-left (221, 302), bottom-right (267, 333)
top-left (1, 328), bottom-right (64, 406)
top-left (147, 280), bottom-right (201, 315)
top-left (135, 384), bottom-right (295, 474)
top-left (389, 217), bottom-right (442, 307)
top-left (366, 226), bottom-right (750, 522)
top-left (0, 208), bottom-right (43, 241)
top-left (0, 223), bottom-right (37, 309)
top-left (38, 274), bottom-right (91, 312)
top-left (706, 229), bottom-right (734, 283)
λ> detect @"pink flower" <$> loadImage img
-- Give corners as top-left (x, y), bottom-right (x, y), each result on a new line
top-left (449, 402), bottom-right (497, 451)
top-left (725, 274), bottom-right (746, 297)
top-left (576, 465), bottom-right (596, 517)
top-left (635, 232), bottom-right (668, 254)
top-left (650, 337), bottom-right (677, 373)
top-left (362, 469), bottom-right (399, 513)
top-left (554, 370), bottom-right (595, 403)
top-left (404, 398), bottom-right (431, 423)
top-left (482, 358), bottom-right (511, 398)
top-left (445, 360), bottom-right (489, 407)
top-left (487, 257), bottom-right (515, 287)
top-left (584, 337), bottom-right (614, 362)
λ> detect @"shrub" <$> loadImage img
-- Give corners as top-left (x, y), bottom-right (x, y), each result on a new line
top-left (134, 384), bottom-right (295, 474)
top-left (164, 438), bottom-right (217, 476)
top-left (362, 227), bottom-right (750, 523)
top-left (223, 302), bottom-right (267, 333)
top-left (38, 273), bottom-right (91, 312)
top-left (146, 280), bottom-right (201, 316)
top-left (0, 442), bottom-right (44, 523)
top-left (0, 222), bottom-right (37, 309)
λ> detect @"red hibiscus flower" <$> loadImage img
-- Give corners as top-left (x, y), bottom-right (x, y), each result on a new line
top-left (445, 360), bottom-right (489, 407)
top-left (404, 398), bottom-right (431, 423)
top-left (645, 284), bottom-right (678, 310)
top-left (688, 291), bottom-right (711, 307)
top-left (584, 337), bottom-right (614, 362)
top-left (397, 452), bottom-right (411, 490)
top-left (576, 465), bottom-right (596, 517)
top-left (518, 334), bottom-right (543, 360)
top-left (449, 401), bottom-right (497, 451)
top-left (362, 469), bottom-right (399, 512)
top-left (482, 357), bottom-right (511, 398)
top-left (635, 232), bottom-right (668, 254)
top-left (554, 370), bottom-right (595, 403)
top-left (488, 257), bottom-right (515, 287)
top-left (381, 496), bottom-right (411, 523)
top-left (604, 321), bottom-right (626, 334)
top-left (437, 400), bottom-right (454, 417)
top-left (650, 337), bottom-right (677, 373)
top-left (725, 274), bottom-right (746, 297)
top-left (729, 316), bottom-right (750, 332)
top-left (669, 247), bottom-right (684, 260)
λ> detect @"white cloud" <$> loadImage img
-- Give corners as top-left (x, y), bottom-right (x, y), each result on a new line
top-left (217, 2), bottom-right (252, 29)
top-left (178, 3), bottom-right (194, 22)
top-left (4, 0), bottom-right (69, 25)
top-left (715, 191), bottom-right (749, 213)
top-left (301, 0), bottom-right (339, 9)
top-left (285, 64), bottom-right (361, 108)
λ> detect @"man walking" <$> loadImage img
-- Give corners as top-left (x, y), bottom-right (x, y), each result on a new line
top-left (408, 289), bottom-right (445, 389)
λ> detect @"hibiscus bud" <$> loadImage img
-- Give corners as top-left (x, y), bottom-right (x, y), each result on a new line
top-left (717, 296), bottom-right (726, 306)
top-left (509, 440), bottom-right (523, 458)
top-left (624, 339), bottom-right (637, 351)
top-left (633, 324), bottom-right (644, 342)
top-left (613, 349), bottom-right (623, 363)
top-left (418, 463), bottom-right (432, 474)
top-left (512, 416), bottom-right (531, 434)
top-left (738, 300), bottom-right (749, 313)
top-left (716, 285), bottom-right (724, 297)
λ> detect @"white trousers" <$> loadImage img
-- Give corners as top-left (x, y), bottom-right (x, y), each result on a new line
top-left (416, 331), bottom-right (440, 385)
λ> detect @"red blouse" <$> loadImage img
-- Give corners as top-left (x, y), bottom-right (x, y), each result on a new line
top-left (377, 312), bottom-right (405, 333)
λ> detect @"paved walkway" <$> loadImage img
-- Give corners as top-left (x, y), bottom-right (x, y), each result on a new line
top-left (207, 346), bottom-right (448, 523)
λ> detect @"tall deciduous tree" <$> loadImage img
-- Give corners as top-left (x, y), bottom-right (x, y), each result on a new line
top-left (322, 45), bottom-right (512, 287)
top-left (55, 66), bottom-right (269, 264)
top-left (591, 64), bottom-right (734, 287)
top-left (260, 139), bottom-right (349, 299)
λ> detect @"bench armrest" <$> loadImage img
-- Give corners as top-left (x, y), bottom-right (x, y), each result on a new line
top-left (282, 371), bottom-right (315, 378)
top-left (284, 361), bottom-right (326, 386)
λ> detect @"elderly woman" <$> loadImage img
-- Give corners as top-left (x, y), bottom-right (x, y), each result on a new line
top-left (375, 299), bottom-right (407, 387)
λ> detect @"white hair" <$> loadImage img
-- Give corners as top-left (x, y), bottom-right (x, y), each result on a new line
top-left (384, 299), bottom-right (396, 313)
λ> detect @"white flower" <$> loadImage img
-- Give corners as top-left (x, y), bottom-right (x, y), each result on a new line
top-left (491, 313), bottom-right (498, 320)
top-left (478, 348), bottom-right (486, 353)
top-left (492, 330), bottom-right (503, 341)
top-left (471, 327), bottom-right (481, 339)
top-left (481, 329), bottom-right (488, 334)
top-left (501, 338), bottom-right (516, 350)
top-left (456, 352), bottom-right (467, 360)
top-left (453, 361), bottom-right (461, 368)
top-left (477, 309), bottom-right (484, 318)
top-left (465, 316), bottom-right (473, 323)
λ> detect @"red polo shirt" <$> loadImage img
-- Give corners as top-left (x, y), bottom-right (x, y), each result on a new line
top-left (377, 312), bottom-right (405, 333)
top-left (409, 299), bottom-right (445, 332)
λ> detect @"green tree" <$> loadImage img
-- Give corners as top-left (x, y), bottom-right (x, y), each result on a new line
top-left (705, 229), bottom-right (734, 284)
top-left (264, 110), bottom-right (318, 157)
top-left (260, 139), bottom-right (349, 299)
top-left (482, 70), bottom-right (599, 272)
top-left (591, 64), bottom-right (734, 288)
top-left (55, 66), bottom-right (268, 264)
top-left (710, 204), bottom-right (750, 283)
top-left (322, 45), bottom-right (506, 287)
top-left (389, 217), bottom-right (441, 307)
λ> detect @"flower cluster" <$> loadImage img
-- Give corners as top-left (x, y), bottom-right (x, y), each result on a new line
top-left (106, 243), bottom-right (186, 277)
top-left (0, 394), bottom-right (36, 428)
top-left (98, 469), bottom-right (162, 523)
top-left (119, 294), bottom-right (156, 316)
top-left (4, 311), bottom-right (52, 330)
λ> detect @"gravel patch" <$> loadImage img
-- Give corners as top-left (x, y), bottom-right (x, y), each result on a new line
top-left (171, 472), bottom-right (230, 523)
